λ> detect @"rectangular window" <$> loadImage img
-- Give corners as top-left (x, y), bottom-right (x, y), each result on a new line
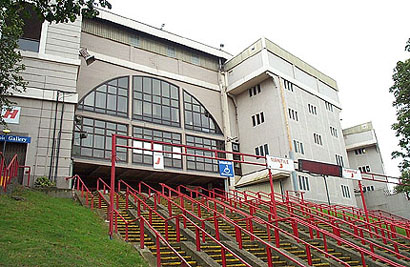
top-left (313, 133), bottom-right (323, 145)
top-left (293, 140), bottom-right (304, 154)
top-left (288, 108), bottom-right (299, 121)
top-left (298, 175), bottom-right (310, 191)
top-left (355, 148), bottom-right (366, 155)
top-left (341, 185), bottom-right (351, 198)
top-left (73, 117), bottom-right (128, 161)
top-left (191, 54), bottom-right (200, 65)
top-left (248, 84), bottom-right (261, 97)
top-left (330, 126), bottom-right (338, 138)
top-left (325, 101), bottom-right (334, 112)
top-left (335, 154), bottom-right (344, 167)
top-left (308, 104), bottom-right (318, 115)
top-left (359, 165), bottom-right (371, 173)
top-left (18, 4), bottom-right (42, 52)
top-left (255, 144), bottom-right (269, 157)
top-left (284, 80), bottom-right (294, 92)
top-left (252, 112), bottom-right (265, 126)
top-left (167, 46), bottom-right (176, 57)
top-left (186, 135), bottom-right (224, 173)
top-left (132, 126), bottom-right (182, 169)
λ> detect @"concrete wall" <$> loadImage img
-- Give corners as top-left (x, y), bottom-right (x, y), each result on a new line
top-left (356, 189), bottom-right (410, 220)
top-left (7, 19), bottom-right (81, 188)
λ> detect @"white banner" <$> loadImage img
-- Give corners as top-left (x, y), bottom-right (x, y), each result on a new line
top-left (266, 155), bottom-right (295, 172)
top-left (153, 153), bottom-right (164, 170)
top-left (342, 168), bottom-right (362, 180)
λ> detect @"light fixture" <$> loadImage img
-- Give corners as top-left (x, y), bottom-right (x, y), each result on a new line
top-left (79, 48), bottom-right (95, 66)
top-left (2, 129), bottom-right (11, 134)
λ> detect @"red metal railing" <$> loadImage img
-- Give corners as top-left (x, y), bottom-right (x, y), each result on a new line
top-left (212, 187), bottom-right (410, 263)
top-left (65, 175), bottom-right (94, 209)
top-left (139, 181), bottom-right (301, 267)
top-left (158, 183), bottom-right (350, 267)
top-left (113, 209), bottom-right (192, 267)
top-left (120, 181), bottom-right (252, 267)
top-left (1, 154), bottom-right (20, 192)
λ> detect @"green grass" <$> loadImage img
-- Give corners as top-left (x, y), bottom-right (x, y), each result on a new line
top-left (0, 187), bottom-right (147, 267)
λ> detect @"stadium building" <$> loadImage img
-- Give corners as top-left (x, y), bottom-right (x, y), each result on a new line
top-left (1, 8), bottom-right (356, 206)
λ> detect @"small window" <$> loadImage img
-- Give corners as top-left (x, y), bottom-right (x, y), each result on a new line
top-left (248, 84), bottom-right (262, 97)
top-left (335, 154), bottom-right (344, 167)
top-left (18, 4), bottom-right (43, 52)
top-left (167, 46), bottom-right (176, 57)
top-left (252, 112), bottom-right (265, 126)
top-left (255, 144), bottom-right (269, 157)
top-left (288, 108), bottom-right (299, 121)
top-left (313, 133), bottom-right (323, 145)
top-left (255, 147), bottom-right (259, 156)
top-left (341, 185), bottom-right (351, 198)
top-left (284, 80), bottom-right (294, 92)
top-left (308, 104), bottom-right (318, 115)
top-left (191, 54), bottom-right (200, 65)
top-left (298, 175), bottom-right (310, 191)
top-left (293, 140), bottom-right (304, 154)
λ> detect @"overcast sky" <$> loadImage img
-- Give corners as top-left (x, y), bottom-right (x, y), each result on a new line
top-left (109, 0), bottom-right (409, 177)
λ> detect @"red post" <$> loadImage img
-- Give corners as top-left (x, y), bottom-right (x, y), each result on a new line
top-left (195, 227), bottom-right (200, 251)
top-left (140, 217), bottom-right (145, 249)
top-left (156, 235), bottom-right (161, 267)
top-left (221, 247), bottom-right (227, 267)
top-left (268, 168), bottom-right (278, 221)
top-left (126, 187), bottom-right (129, 210)
top-left (266, 246), bottom-right (273, 267)
top-left (125, 222), bottom-right (128, 242)
top-left (176, 216), bottom-right (181, 242)
top-left (358, 180), bottom-right (369, 223)
top-left (109, 134), bottom-right (117, 238)
top-left (306, 245), bottom-right (312, 265)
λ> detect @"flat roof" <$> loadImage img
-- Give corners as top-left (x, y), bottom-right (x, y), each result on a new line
top-left (97, 8), bottom-right (233, 60)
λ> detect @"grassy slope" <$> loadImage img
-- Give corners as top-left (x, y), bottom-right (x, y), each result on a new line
top-left (0, 187), bottom-right (147, 267)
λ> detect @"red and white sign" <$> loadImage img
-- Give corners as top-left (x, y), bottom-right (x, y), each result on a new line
top-left (153, 152), bottom-right (164, 170)
top-left (266, 155), bottom-right (295, 172)
top-left (342, 168), bottom-right (362, 180)
top-left (1, 107), bottom-right (21, 124)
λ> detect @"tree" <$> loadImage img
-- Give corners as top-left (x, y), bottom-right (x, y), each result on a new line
top-left (395, 170), bottom-right (410, 199)
top-left (0, 0), bottom-right (111, 124)
top-left (390, 38), bottom-right (410, 195)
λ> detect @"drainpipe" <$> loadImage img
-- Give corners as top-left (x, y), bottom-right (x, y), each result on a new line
top-left (54, 92), bottom-right (65, 184)
top-left (267, 73), bottom-right (298, 192)
top-left (48, 90), bottom-right (59, 181)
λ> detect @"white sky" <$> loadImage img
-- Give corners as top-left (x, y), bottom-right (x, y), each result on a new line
top-left (109, 0), bottom-right (409, 177)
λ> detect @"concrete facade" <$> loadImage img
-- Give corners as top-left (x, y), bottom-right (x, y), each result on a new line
top-left (2, 18), bottom-right (81, 188)
top-left (4, 9), bottom-right (359, 206)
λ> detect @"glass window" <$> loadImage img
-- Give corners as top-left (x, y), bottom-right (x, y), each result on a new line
top-left (132, 76), bottom-right (180, 127)
top-left (78, 77), bottom-right (129, 117)
top-left (132, 126), bottom-right (182, 169)
top-left (73, 117), bottom-right (128, 161)
top-left (18, 4), bottom-right (42, 52)
top-left (183, 91), bottom-right (222, 134)
top-left (186, 135), bottom-right (224, 173)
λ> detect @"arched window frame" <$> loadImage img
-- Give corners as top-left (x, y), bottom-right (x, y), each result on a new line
top-left (183, 90), bottom-right (222, 134)
top-left (77, 76), bottom-right (129, 117)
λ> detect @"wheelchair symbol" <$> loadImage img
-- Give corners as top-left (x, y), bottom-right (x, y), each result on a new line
top-left (222, 165), bottom-right (231, 175)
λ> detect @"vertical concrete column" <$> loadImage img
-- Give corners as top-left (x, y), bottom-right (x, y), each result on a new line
top-left (219, 64), bottom-right (233, 190)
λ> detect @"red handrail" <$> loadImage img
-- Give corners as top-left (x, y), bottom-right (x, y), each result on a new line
top-left (159, 183), bottom-right (338, 267)
top-left (140, 182), bottom-right (293, 267)
top-left (211, 186), bottom-right (410, 263)
top-left (65, 175), bottom-right (94, 209)
top-left (1, 154), bottom-right (20, 192)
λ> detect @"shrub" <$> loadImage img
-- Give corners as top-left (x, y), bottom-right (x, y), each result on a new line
top-left (34, 176), bottom-right (56, 188)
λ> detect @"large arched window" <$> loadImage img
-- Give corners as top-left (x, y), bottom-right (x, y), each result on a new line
top-left (78, 77), bottom-right (129, 117)
top-left (132, 76), bottom-right (180, 127)
top-left (183, 91), bottom-right (222, 134)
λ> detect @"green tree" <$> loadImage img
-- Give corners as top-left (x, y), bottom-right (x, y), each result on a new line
top-left (390, 38), bottom-right (410, 195)
top-left (0, 0), bottom-right (111, 124)
top-left (395, 170), bottom-right (410, 199)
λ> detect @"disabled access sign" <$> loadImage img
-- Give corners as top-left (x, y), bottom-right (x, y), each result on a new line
top-left (218, 160), bottom-right (234, 177)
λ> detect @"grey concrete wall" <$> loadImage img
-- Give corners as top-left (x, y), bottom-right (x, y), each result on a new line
top-left (6, 19), bottom-right (81, 189)
top-left (356, 189), bottom-right (410, 219)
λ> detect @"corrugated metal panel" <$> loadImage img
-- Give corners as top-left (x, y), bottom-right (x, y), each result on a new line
top-left (82, 19), bottom-right (218, 71)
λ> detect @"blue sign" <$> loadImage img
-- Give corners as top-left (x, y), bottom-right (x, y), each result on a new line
top-left (0, 134), bottom-right (31, 144)
top-left (218, 160), bottom-right (234, 177)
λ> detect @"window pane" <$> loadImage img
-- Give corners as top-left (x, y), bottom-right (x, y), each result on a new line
top-left (107, 94), bottom-right (117, 110)
top-left (143, 77), bottom-right (152, 93)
